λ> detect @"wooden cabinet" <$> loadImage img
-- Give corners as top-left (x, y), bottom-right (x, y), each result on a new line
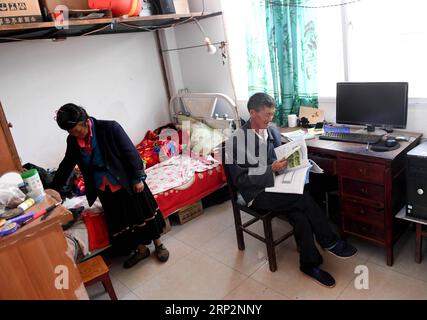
top-left (0, 102), bottom-right (22, 175)
top-left (0, 196), bottom-right (88, 299)
top-left (305, 130), bottom-right (423, 266)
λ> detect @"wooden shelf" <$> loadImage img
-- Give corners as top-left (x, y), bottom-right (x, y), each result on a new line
top-left (0, 11), bottom-right (222, 42)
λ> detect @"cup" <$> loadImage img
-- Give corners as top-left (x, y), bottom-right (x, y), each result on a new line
top-left (21, 169), bottom-right (45, 200)
top-left (288, 114), bottom-right (298, 128)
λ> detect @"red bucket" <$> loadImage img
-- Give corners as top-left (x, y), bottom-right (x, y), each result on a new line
top-left (88, 0), bottom-right (142, 17)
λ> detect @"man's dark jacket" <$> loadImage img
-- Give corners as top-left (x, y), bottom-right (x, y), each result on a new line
top-left (51, 117), bottom-right (146, 206)
top-left (225, 120), bottom-right (282, 204)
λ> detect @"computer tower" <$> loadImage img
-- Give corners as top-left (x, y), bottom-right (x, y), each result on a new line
top-left (406, 141), bottom-right (427, 219)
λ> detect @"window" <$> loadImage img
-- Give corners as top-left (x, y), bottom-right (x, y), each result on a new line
top-left (318, 0), bottom-right (427, 98)
top-left (222, 0), bottom-right (427, 99)
top-left (316, 4), bottom-right (345, 97)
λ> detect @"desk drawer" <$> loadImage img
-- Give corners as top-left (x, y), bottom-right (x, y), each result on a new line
top-left (309, 154), bottom-right (336, 176)
top-left (341, 200), bottom-right (384, 227)
top-left (338, 159), bottom-right (385, 184)
top-left (342, 178), bottom-right (385, 206)
top-left (343, 216), bottom-right (385, 243)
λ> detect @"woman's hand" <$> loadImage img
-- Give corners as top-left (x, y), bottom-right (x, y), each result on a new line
top-left (133, 181), bottom-right (145, 193)
top-left (271, 158), bottom-right (288, 173)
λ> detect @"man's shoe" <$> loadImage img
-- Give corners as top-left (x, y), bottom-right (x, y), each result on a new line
top-left (123, 248), bottom-right (150, 269)
top-left (327, 239), bottom-right (357, 259)
top-left (301, 267), bottom-right (336, 288)
top-left (155, 244), bottom-right (169, 262)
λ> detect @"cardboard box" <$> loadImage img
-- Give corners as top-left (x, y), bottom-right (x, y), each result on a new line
top-left (299, 106), bottom-right (325, 124)
top-left (0, 0), bottom-right (43, 24)
top-left (174, 200), bottom-right (203, 224)
top-left (40, 0), bottom-right (88, 15)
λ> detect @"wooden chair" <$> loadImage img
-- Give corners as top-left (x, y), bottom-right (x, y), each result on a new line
top-left (222, 159), bottom-right (295, 272)
top-left (77, 255), bottom-right (118, 300)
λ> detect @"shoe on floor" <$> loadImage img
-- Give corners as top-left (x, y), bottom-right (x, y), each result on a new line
top-left (327, 239), bottom-right (357, 259)
top-left (123, 247), bottom-right (150, 269)
top-left (301, 267), bottom-right (336, 288)
top-left (155, 244), bottom-right (169, 262)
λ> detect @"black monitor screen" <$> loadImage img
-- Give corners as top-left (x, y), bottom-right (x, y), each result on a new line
top-left (336, 82), bottom-right (408, 129)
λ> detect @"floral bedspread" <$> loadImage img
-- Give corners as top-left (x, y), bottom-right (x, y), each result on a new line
top-left (145, 154), bottom-right (220, 195)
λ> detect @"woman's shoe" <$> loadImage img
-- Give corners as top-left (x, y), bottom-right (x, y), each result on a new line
top-left (123, 248), bottom-right (150, 269)
top-left (155, 244), bottom-right (169, 262)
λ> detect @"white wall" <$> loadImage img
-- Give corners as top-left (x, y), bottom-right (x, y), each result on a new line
top-left (0, 32), bottom-right (171, 168)
top-left (162, 0), bottom-right (251, 118)
top-left (174, 16), bottom-right (234, 99)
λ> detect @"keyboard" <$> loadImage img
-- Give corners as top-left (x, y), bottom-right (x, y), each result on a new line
top-left (319, 132), bottom-right (383, 144)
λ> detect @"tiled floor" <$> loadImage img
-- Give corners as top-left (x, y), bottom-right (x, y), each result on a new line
top-left (86, 201), bottom-right (427, 300)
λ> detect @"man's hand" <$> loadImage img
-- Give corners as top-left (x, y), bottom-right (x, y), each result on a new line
top-left (133, 181), bottom-right (145, 193)
top-left (271, 158), bottom-right (288, 173)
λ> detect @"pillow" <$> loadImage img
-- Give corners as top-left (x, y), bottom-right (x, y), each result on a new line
top-left (176, 114), bottom-right (200, 125)
top-left (190, 121), bottom-right (226, 156)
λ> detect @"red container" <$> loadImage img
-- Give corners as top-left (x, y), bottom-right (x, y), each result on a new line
top-left (88, 0), bottom-right (142, 17)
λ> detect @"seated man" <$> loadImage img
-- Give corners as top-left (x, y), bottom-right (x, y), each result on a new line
top-left (225, 92), bottom-right (357, 288)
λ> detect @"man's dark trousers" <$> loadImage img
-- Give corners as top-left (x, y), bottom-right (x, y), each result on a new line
top-left (252, 189), bottom-right (338, 271)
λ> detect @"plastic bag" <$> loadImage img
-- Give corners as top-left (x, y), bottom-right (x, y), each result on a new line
top-left (0, 183), bottom-right (26, 209)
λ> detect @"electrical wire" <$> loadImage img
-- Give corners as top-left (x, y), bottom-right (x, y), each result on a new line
top-left (117, 21), bottom-right (154, 31)
top-left (162, 41), bottom-right (226, 52)
top-left (81, 23), bottom-right (112, 36)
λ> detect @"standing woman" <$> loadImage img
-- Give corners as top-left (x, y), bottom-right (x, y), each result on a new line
top-left (52, 103), bottom-right (169, 269)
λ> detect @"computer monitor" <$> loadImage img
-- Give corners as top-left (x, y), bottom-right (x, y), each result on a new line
top-left (336, 82), bottom-right (408, 132)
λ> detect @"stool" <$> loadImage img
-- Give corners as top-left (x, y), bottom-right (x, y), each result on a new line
top-left (77, 255), bottom-right (118, 300)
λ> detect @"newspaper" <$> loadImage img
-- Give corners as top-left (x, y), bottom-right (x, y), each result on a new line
top-left (265, 140), bottom-right (323, 194)
top-left (281, 130), bottom-right (315, 141)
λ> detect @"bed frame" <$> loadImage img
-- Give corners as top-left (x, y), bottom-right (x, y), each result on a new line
top-left (169, 92), bottom-right (241, 130)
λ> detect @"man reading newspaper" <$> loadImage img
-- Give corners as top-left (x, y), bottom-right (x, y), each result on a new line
top-left (225, 93), bottom-right (357, 288)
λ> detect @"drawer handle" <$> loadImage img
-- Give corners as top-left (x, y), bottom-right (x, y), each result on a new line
top-left (359, 209), bottom-right (366, 215)
top-left (361, 226), bottom-right (368, 233)
top-left (361, 187), bottom-right (368, 195)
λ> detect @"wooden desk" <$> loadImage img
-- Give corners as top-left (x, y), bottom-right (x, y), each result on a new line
top-left (0, 195), bottom-right (88, 299)
top-left (282, 127), bottom-right (423, 266)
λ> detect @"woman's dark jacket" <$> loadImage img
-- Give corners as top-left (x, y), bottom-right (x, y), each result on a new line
top-left (51, 117), bottom-right (146, 206)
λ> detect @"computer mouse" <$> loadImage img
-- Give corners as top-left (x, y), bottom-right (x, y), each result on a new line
top-left (395, 136), bottom-right (409, 141)
top-left (385, 137), bottom-right (397, 147)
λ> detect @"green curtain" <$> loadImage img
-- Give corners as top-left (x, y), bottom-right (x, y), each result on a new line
top-left (246, 0), bottom-right (318, 126)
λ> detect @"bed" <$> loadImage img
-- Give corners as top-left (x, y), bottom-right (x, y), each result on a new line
top-left (144, 92), bottom-right (240, 217)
